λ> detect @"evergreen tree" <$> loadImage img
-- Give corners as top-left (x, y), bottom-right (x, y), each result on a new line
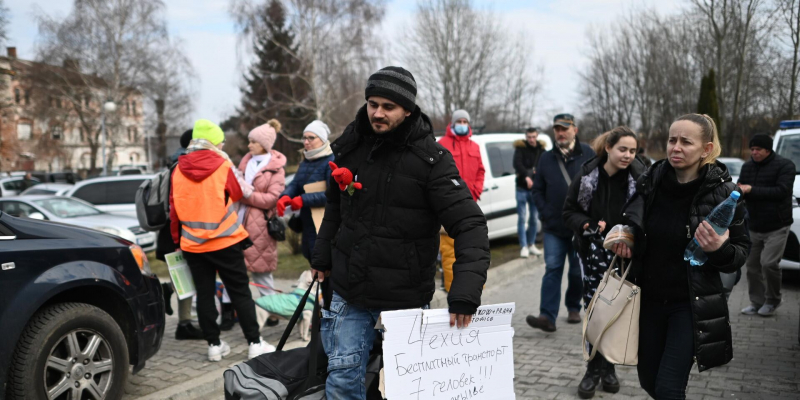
top-left (697, 69), bottom-right (720, 130)
top-left (237, 0), bottom-right (313, 163)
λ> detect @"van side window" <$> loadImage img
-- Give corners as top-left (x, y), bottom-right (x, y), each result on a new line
top-left (73, 183), bottom-right (107, 205)
top-left (486, 142), bottom-right (516, 178)
top-left (106, 180), bottom-right (145, 205)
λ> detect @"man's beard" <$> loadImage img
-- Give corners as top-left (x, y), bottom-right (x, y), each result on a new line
top-left (557, 139), bottom-right (574, 149)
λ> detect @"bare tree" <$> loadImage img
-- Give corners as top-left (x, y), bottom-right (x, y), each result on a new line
top-left (33, 0), bottom-right (168, 173)
top-left (229, 0), bottom-right (386, 137)
top-left (141, 37), bottom-right (197, 169)
top-left (778, 0), bottom-right (800, 117)
top-left (402, 0), bottom-right (541, 130)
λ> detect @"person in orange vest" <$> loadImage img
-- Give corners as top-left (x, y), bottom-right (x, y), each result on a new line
top-left (437, 109), bottom-right (485, 291)
top-left (169, 119), bottom-right (276, 362)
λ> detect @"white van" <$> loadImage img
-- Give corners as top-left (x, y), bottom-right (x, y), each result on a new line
top-left (770, 120), bottom-right (800, 270)
top-left (470, 133), bottom-right (553, 240)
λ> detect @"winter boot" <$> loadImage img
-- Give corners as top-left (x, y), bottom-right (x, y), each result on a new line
top-left (175, 321), bottom-right (204, 340)
top-left (578, 356), bottom-right (602, 399)
top-left (219, 303), bottom-right (236, 331)
top-left (161, 283), bottom-right (174, 316)
top-left (600, 358), bottom-right (620, 393)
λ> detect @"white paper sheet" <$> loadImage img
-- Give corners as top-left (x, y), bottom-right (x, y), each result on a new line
top-left (380, 303), bottom-right (516, 400)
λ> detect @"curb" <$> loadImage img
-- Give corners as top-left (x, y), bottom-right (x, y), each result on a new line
top-left (135, 255), bottom-right (542, 400)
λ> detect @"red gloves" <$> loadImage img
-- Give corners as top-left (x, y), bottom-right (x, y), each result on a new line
top-left (276, 195), bottom-right (291, 216)
top-left (329, 162), bottom-right (362, 192)
top-left (290, 196), bottom-right (303, 211)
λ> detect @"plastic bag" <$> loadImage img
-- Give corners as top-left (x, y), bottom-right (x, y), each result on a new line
top-left (603, 224), bottom-right (634, 250)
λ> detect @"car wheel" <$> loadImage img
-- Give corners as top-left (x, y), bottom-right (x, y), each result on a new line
top-left (7, 302), bottom-right (129, 400)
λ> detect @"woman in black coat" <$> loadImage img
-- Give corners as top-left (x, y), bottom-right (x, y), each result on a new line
top-left (563, 126), bottom-right (644, 399)
top-left (612, 114), bottom-right (749, 399)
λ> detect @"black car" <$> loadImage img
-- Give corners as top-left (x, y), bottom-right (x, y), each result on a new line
top-left (0, 212), bottom-right (165, 400)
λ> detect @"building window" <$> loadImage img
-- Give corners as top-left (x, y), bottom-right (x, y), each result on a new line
top-left (133, 127), bottom-right (138, 142)
top-left (126, 101), bottom-right (131, 116)
top-left (132, 101), bottom-right (137, 116)
top-left (14, 88), bottom-right (20, 104)
top-left (52, 126), bottom-right (63, 140)
top-left (56, 98), bottom-right (62, 109)
top-left (17, 122), bottom-right (32, 140)
top-left (84, 96), bottom-right (90, 107)
top-left (24, 90), bottom-right (30, 105)
top-left (79, 127), bottom-right (85, 142)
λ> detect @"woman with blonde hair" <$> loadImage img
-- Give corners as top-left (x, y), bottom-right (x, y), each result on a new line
top-left (563, 126), bottom-right (644, 398)
top-left (612, 114), bottom-right (749, 399)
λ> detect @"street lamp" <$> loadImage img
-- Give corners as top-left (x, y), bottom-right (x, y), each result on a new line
top-left (101, 101), bottom-right (116, 176)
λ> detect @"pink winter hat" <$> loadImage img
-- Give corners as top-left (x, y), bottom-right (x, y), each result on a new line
top-left (248, 123), bottom-right (277, 151)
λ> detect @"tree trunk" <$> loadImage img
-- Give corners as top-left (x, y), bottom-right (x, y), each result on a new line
top-left (155, 98), bottom-right (168, 169)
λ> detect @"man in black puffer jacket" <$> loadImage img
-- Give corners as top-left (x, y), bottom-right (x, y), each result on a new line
top-left (311, 66), bottom-right (490, 400)
top-left (736, 134), bottom-right (796, 317)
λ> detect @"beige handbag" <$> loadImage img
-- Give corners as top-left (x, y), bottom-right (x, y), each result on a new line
top-left (582, 255), bottom-right (641, 365)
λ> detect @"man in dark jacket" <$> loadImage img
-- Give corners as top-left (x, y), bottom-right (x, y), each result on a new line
top-left (737, 134), bottom-right (796, 316)
top-left (311, 66), bottom-right (490, 400)
top-left (514, 127), bottom-right (546, 258)
top-left (527, 113), bottom-right (595, 332)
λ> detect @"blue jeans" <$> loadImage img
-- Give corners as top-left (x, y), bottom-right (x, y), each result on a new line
top-left (321, 292), bottom-right (382, 400)
top-left (516, 188), bottom-right (539, 248)
top-left (321, 292), bottom-right (430, 399)
top-left (540, 233), bottom-right (582, 324)
top-left (637, 301), bottom-right (695, 400)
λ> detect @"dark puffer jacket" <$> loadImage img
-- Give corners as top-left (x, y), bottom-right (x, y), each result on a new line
top-left (281, 153), bottom-right (335, 261)
top-left (562, 155), bottom-right (645, 258)
top-left (622, 160), bottom-right (750, 372)
top-left (513, 139), bottom-right (547, 189)
top-left (737, 152), bottom-right (796, 233)
top-left (311, 105), bottom-right (490, 314)
top-left (532, 139), bottom-right (596, 238)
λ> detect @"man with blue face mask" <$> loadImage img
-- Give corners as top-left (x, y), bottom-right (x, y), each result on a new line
top-left (437, 109), bottom-right (485, 291)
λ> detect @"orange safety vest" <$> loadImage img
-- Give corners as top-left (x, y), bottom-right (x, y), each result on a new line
top-left (172, 161), bottom-right (248, 253)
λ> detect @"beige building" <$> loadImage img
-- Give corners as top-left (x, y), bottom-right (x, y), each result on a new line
top-left (0, 47), bottom-right (147, 175)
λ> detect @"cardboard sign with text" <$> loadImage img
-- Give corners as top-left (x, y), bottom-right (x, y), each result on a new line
top-left (381, 303), bottom-right (515, 400)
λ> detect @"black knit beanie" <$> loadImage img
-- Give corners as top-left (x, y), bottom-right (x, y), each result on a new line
top-left (365, 66), bottom-right (417, 111)
top-left (180, 128), bottom-right (193, 148)
top-left (749, 134), bottom-right (773, 150)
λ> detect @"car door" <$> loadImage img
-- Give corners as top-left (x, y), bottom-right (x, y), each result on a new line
top-left (482, 139), bottom-right (519, 239)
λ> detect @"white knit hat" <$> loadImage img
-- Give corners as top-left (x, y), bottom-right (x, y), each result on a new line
top-left (452, 109), bottom-right (471, 125)
top-left (304, 120), bottom-right (330, 143)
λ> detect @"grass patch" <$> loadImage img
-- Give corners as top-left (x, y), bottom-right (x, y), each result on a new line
top-left (147, 240), bottom-right (310, 282)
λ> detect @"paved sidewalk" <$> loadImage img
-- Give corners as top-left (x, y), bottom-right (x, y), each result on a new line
top-left (488, 257), bottom-right (800, 400)
top-left (124, 257), bottom-right (800, 399)
top-left (122, 279), bottom-right (306, 399)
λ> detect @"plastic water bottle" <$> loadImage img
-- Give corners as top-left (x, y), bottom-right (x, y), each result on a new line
top-left (684, 191), bottom-right (741, 266)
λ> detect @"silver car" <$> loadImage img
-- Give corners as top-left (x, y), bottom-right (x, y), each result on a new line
top-left (0, 195), bottom-right (157, 251)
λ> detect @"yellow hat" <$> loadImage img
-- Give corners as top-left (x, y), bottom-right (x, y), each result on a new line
top-left (192, 119), bottom-right (225, 145)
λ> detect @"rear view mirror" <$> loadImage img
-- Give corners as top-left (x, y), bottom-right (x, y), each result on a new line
top-left (28, 212), bottom-right (45, 220)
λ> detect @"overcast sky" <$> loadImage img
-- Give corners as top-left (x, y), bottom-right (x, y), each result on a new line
top-left (6, 0), bottom-right (684, 129)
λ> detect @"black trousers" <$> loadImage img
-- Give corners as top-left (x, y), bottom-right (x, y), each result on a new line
top-left (637, 300), bottom-right (695, 400)
top-left (184, 242), bottom-right (260, 345)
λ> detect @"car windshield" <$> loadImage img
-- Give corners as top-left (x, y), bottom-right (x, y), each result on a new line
top-left (32, 198), bottom-right (102, 218)
top-left (776, 134), bottom-right (800, 173)
top-left (721, 159), bottom-right (743, 176)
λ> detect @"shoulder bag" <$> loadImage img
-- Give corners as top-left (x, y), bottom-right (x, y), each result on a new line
top-left (582, 255), bottom-right (640, 365)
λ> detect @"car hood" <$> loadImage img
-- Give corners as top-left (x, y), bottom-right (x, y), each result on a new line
top-left (1, 213), bottom-right (128, 243)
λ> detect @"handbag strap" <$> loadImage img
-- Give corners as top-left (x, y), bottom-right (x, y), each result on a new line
top-left (556, 153), bottom-right (572, 186)
top-left (304, 281), bottom-right (323, 389)
top-left (276, 277), bottom-right (317, 351)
